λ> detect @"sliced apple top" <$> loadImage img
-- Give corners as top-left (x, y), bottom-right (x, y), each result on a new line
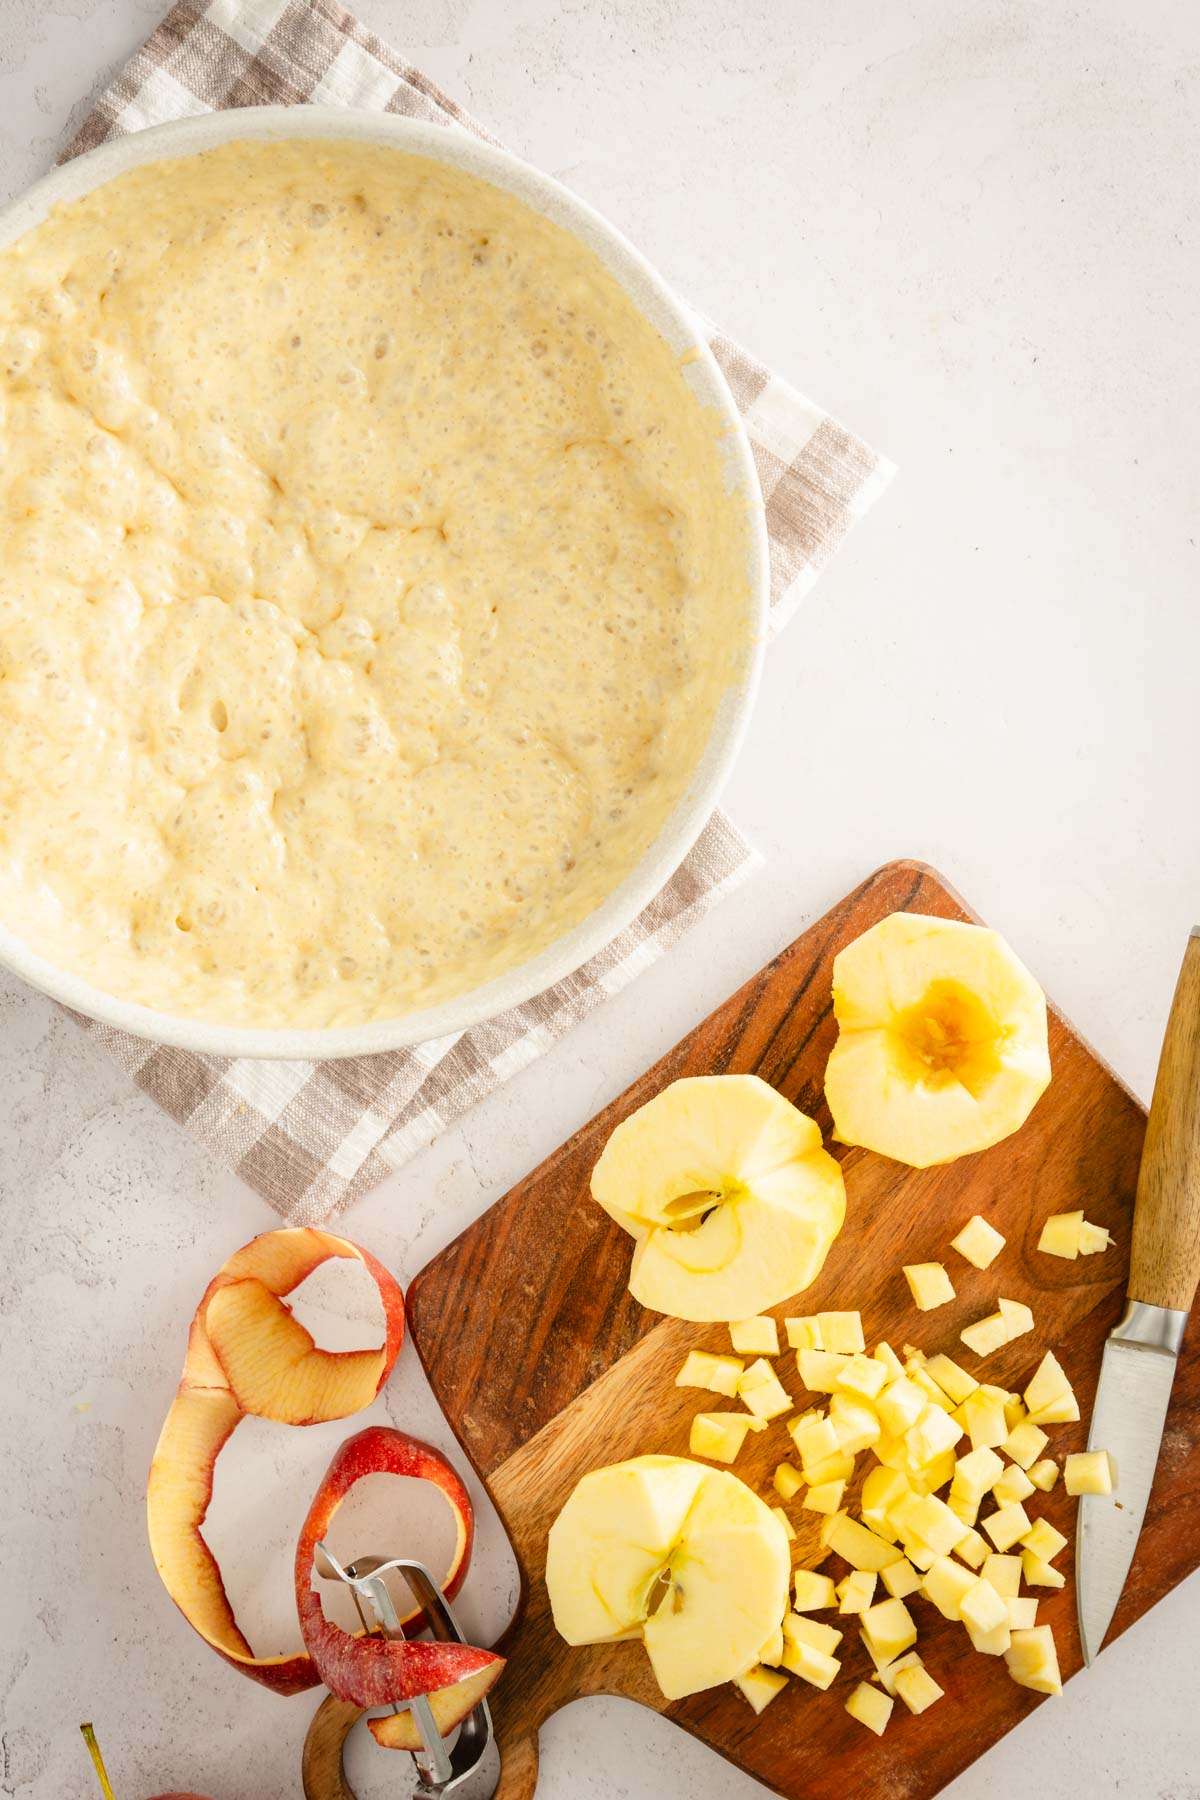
top-left (825, 912), bottom-right (1051, 1168)
top-left (591, 1074), bottom-right (846, 1322)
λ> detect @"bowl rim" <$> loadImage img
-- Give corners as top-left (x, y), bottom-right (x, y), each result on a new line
top-left (0, 104), bottom-right (769, 1060)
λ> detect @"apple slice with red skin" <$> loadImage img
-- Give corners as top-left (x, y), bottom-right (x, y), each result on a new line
top-left (296, 1425), bottom-right (504, 1744)
top-left (367, 1662), bottom-right (500, 1750)
top-left (147, 1229), bottom-right (406, 1694)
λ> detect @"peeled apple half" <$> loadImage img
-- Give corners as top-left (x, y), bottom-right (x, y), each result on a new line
top-left (824, 913), bottom-right (1051, 1168)
top-left (591, 1074), bottom-right (846, 1321)
top-left (546, 1455), bottom-right (790, 1700)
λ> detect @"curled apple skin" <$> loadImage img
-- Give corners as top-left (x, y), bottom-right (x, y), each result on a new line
top-left (146, 1229), bottom-right (406, 1694)
top-left (295, 1425), bottom-right (504, 1717)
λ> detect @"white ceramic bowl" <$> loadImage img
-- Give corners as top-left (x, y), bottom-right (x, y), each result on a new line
top-left (0, 106), bottom-right (768, 1059)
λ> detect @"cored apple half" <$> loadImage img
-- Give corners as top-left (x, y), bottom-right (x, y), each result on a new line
top-left (296, 1426), bottom-right (504, 1749)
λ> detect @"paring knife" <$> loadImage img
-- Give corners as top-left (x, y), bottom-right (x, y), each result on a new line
top-left (1077, 929), bottom-right (1200, 1664)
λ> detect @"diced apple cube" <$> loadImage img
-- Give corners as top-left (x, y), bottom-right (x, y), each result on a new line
top-left (907, 1543), bottom-right (938, 1571)
top-left (835, 1353), bottom-right (889, 1401)
top-left (955, 1527), bottom-right (989, 1569)
top-left (760, 1623), bottom-right (786, 1667)
top-left (1003, 1420), bottom-right (1049, 1469)
top-left (803, 1479), bottom-right (846, 1515)
top-left (1037, 1211), bottom-right (1083, 1259)
top-left (983, 1502), bottom-right (1032, 1552)
top-left (797, 1348), bottom-right (854, 1392)
top-left (1021, 1518), bottom-right (1067, 1563)
top-left (926, 1354), bottom-right (979, 1404)
top-left (770, 1505), bottom-right (796, 1544)
top-left (872, 1431), bottom-right (908, 1472)
top-left (838, 1570), bottom-right (878, 1615)
top-left (908, 1450), bottom-right (958, 1496)
top-left (739, 1358), bottom-right (792, 1421)
top-left (1064, 1450), bottom-right (1117, 1496)
top-left (830, 1392), bottom-right (882, 1455)
top-left (675, 1349), bottom-right (744, 1395)
top-left (998, 1297), bottom-right (1034, 1341)
top-left (861, 1466), bottom-right (908, 1539)
top-left (953, 1445), bottom-right (1005, 1500)
top-left (965, 1616), bottom-right (1012, 1656)
top-left (784, 1612), bottom-right (842, 1656)
top-left (676, 1350), bottom-right (716, 1389)
top-left (1007, 1597), bottom-right (1039, 1630)
top-left (730, 1316), bottom-right (780, 1356)
top-left (1024, 1351), bottom-right (1073, 1416)
top-left (824, 1512), bottom-right (905, 1572)
top-left (789, 1412), bottom-right (839, 1468)
top-left (880, 1557), bottom-right (922, 1600)
top-left (819, 1509), bottom-right (848, 1548)
top-left (874, 1340), bottom-right (906, 1381)
top-left (792, 1569), bottom-right (837, 1611)
top-left (906, 1404), bottom-right (964, 1466)
top-left (951, 1215), bottom-right (1006, 1270)
top-left (947, 1490), bottom-right (979, 1527)
top-left (804, 1450), bottom-right (856, 1486)
top-left (904, 1492), bottom-right (970, 1557)
top-left (818, 1311), bottom-right (865, 1354)
top-left (922, 1556), bottom-right (977, 1620)
top-left (903, 1263), bottom-right (956, 1311)
top-left (734, 1663), bottom-right (788, 1713)
top-left (981, 1554), bottom-right (1022, 1597)
top-left (1005, 1625), bottom-right (1062, 1695)
top-left (958, 1390), bottom-right (1009, 1452)
top-left (1021, 1551), bottom-right (1066, 1588)
top-left (1027, 1392), bottom-right (1081, 1426)
top-left (960, 1311), bottom-right (1010, 1358)
top-left (877, 1375), bottom-right (927, 1436)
top-left (861, 1597), bottom-right (918, 1662)
top-left (960, 1576), bottom-right (1010, 1636)
top-left (781, 1639), bottom-right (841, 1688)
top-left (845, 1681), bottom-right (893, 1736)
top-left (1027, 1458), bottom-right (1059, 1492)
top-left (910, 1365), bottom-right (954, 1409)
top-left (689, 1411), bottom-right (764, 1462)
top-left (1078, 1220), bottom-right (1112, 1255)
top-left (993, 1465), bottom-right (1036, 1507)
top-left (862, 1641), bottom-right (918, 1695)
top-left (1003, 1393), bottom-right (1027, 1432)
top-left (785, 1315), bottom-right (823, 1351)
top-left (894, 1660), bottom-right (944, 1714)
top-left (773, 1461), bottom-right (804, 1501)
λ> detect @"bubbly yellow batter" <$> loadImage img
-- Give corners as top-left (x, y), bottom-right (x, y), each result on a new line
top-left (0, 140), bottom-right (748, 1027)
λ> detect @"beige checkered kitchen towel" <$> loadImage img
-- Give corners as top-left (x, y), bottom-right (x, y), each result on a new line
top-left (56, 0), bottom-right (894, 1224)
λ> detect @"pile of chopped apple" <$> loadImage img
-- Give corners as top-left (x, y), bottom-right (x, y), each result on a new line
top-left (561, 909), bottom-right (1117, 1732)
top-left (675, 1289), bottom-right (1114, 1731)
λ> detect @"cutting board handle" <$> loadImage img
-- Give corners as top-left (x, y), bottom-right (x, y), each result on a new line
top-left (493, 1728), bottom-right (540, 1799)
top-left (1129, 930), bottom-right (1200, 1315)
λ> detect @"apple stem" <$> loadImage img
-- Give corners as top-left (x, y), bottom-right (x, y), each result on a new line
top-left (79, 1723), bottom-right (118, 1800)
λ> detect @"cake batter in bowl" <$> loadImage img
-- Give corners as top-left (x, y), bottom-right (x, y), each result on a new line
top-left (0, 109), bottom-right (767, 1058)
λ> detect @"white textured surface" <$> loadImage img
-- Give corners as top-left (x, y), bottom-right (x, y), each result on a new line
top-left (1, 2), bottom-right (1198, 1797)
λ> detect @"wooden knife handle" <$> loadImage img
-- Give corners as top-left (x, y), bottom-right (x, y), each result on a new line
top-left (1129, 930), bottom-right (1200, 1314)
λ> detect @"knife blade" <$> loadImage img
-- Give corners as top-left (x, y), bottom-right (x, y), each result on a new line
top-left (1076, 931), bottom-right (1200, 1664)
top-left (1076, 1310), bottom-right (1184, 1663)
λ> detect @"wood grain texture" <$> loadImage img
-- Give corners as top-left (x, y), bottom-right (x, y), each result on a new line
top-left (1129, 929), bottom-right (1200, 1312)
top-left (407, 862), bottom-right (1199, 1800)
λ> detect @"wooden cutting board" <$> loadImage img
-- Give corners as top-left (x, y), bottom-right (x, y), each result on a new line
top-left (405, 861), bottom-right (1200, 1800)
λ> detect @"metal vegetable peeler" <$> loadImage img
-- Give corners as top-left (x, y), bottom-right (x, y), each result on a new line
top-left (311, 1541), bottom-right (499, 1797)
